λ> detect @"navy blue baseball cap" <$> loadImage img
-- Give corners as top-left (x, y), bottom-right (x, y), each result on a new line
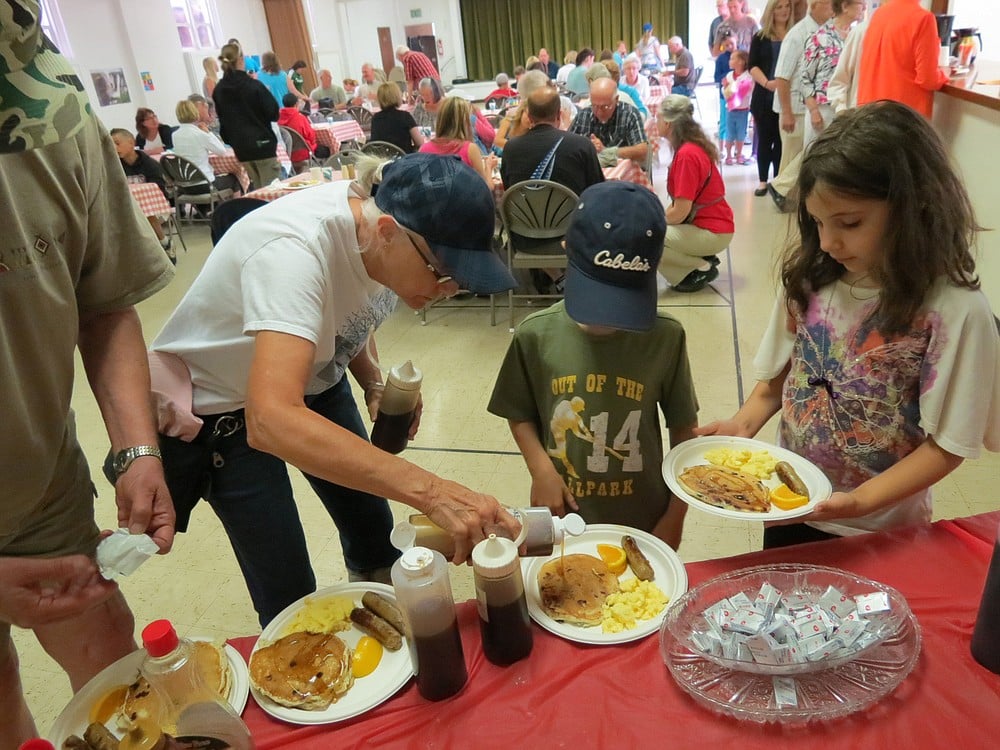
top-left (374, 153), bottom-right (516, 295)
top-left (564, 182), bottom-right (666, 332)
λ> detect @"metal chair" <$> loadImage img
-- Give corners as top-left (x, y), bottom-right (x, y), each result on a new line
top-left (279, 125), bottom-right (319, 170)
top-left (159, 154), bottom-right (235, 223)
top-left (324, 150), bottom-right (359, 170)
top-left (347, 105), bottom-right (373, 137)
top-left (360, 140), bottom-right (406, 159)
top-left (689, 66), bottom-right (704, 120)
top-left (498, 180), bottom-right (579, 331)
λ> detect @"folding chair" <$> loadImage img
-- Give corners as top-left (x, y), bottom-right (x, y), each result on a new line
top-left (347, 105), bottom-right (373, 138)
top-left (360, 140), bottom-right (406, 159)
top-left (689, 66), bottom-right (704, 120)
top-left (498, 180), bottom-right (579, 331)
top-left (159, 154), bottom-right (235, 223)
top-left (279, 125), bottom-right (320, 171)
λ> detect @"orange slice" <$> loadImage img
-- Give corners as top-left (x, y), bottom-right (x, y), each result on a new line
top-left (770, 483), bottom-right (809, 510)
top-left (596, 544), bottom-right (628, 575)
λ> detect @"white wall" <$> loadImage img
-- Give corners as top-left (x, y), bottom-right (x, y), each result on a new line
top-left (304, 0), bottom-right (468, 85)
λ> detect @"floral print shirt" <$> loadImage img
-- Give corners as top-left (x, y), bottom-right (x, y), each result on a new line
top-left (801, 19), bottom-right (850, 105)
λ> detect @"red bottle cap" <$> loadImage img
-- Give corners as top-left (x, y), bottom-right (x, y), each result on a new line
top-left (19, 741), bottom-right (56, 750)
top-left (142, 619), bottom-right (179, 657)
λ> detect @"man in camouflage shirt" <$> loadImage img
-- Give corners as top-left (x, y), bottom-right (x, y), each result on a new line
top-left (0, 2), bottom-right (175, 743)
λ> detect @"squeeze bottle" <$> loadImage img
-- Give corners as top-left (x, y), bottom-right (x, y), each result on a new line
top-left (371, 360), bottom-right (422, 454)
top-left (472, 534), bottom-right (533, 665)
top-left (391, 547), bottom-right (467, 700)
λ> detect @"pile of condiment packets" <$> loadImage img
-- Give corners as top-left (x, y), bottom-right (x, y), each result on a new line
top-left (689, 582), bottom-right (894, 670)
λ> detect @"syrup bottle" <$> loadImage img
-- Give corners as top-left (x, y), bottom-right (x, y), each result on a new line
top-left (130, 620), bottom-right (254, 749)
top-left (472, 534), bottom-right (533, 665)
top-left (971, 519), bottom-right (1000, 674)
top-left (394, 507), bottom-right (586, 560)
top-left (370, 360), bottom-right (422, 454)
top-left (391, 547), bottom-right (467, 700)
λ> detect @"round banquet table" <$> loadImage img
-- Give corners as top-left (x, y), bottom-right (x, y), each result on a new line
top-left (226, 511), bottom-right (1000, 749)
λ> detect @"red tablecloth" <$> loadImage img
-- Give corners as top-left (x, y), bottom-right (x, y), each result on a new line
top-left (314, 120), bottom-right (365, 149)
top-left (228, 511), bottom-right (1000, 749)
top-left (244, 172), bottom-right (346, 202)
top-left (127, 181), bottom-right (171, 217)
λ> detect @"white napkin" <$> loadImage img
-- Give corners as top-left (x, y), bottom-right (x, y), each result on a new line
top-left (96, 529), bottom-right (159, 580)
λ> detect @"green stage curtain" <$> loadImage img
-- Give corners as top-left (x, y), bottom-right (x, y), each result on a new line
top-left (459, 0), bottom-right (688, 81)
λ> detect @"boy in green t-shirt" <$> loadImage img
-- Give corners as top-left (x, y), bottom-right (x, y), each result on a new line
top-left (488, 181), bottom-right (699, 549)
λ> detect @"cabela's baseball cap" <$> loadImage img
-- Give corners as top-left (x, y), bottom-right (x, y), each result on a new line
top-left (564, 182), bottom-right (666, 331)
top-left (374, 153), bottom-right (516, 295)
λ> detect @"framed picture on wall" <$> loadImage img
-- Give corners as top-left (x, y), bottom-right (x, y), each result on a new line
top-left (90, 68), bottom-right (131, 106)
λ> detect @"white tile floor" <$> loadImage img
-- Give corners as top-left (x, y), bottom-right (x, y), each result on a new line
top-left (14, 90), bottom-right (998, 733)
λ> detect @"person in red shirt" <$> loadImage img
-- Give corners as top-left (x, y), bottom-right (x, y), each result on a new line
top-left (277, 92), bottom-right (325, 173)
top-left (484, 72), bottom-right (518, 109)
top-left (656, 95), bottom-right (735, 294)
top-left (396, 45), bottom-right (440, 100)
top-left (855, 0), bottom-right (947, 118)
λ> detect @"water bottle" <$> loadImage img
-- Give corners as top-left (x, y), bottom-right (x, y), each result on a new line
top-left (391, 547), bottom-right (468, 700)
top-left (326, 115), bottom-right (333, 125)
top-left (971, 520), bottom-right (1000, 674)
top-left (472, 534), bottom-right (533, 665)
top-left (124, 620), bottom-right (254, 749)
top-left (370, 360), bottom-right (422, 454)
top-left (393, 507), bottom-right (585, 560)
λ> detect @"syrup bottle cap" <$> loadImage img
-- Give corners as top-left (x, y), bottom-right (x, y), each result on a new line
top-left (552, 513), bottom-right (586, 543)
top-left (141, 619), bottom-right (179, 657)
top-left (471, 534), bottom-right (519, 578)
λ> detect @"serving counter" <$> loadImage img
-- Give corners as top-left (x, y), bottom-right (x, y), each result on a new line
top-left (229, 511), bottom-right (1000, 749)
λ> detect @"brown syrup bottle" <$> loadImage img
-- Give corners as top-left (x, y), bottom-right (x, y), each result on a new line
top-left (472, 534), bottom-right (533, 665)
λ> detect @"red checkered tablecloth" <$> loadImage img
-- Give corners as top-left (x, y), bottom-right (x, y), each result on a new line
top-left (128, 181), bottom-right (172, 217)
top-left (314, 120), bottom-right (365, 149)
top-left (244, 171), bottom-right (346, 202)
top-left (603, 159), bottom-right (652, 189)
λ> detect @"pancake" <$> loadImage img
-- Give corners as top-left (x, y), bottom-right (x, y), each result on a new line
top-left (537, 553), bottom-right (620, 626)
top-left (118, 640), bottom-right (230, 730)
top-left (678, 464), bottom-right (771, 513)
top-left (249, 631), bottom-right (354, 710)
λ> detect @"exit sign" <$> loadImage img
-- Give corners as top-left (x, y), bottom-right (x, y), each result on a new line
top-left (410, 9), bottom-right (422, 18)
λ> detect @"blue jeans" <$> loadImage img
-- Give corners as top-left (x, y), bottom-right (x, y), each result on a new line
top-left (193, 378), bottom-right (398, 626)
top-left (672, 84), bottom-right (693, 97)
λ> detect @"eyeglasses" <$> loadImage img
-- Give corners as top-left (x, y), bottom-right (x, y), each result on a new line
top-left (403, 231), bottom-right (453, 285)
top-left (592, 100), bottom-right (617, 112)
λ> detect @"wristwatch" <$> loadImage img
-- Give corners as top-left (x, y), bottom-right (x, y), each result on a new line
top-left (112, 445), bottom-right (162, 480)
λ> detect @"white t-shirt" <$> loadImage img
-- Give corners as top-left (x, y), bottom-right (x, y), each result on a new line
top-left (624, 72), bottom-right (650, 102)
top-left (772, 15), bottom-right (821, 115)
top-left (556, 63), bottom-right (575, 84)
top-left (152, 181), bottom-right (398, 414)
top-left (171, 123), bottom-right (228, 179)
top-left (753, 278), bottom-right (999, 536)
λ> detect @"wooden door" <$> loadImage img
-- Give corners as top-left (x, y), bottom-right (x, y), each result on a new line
top-left (261, 0), bottom-right (316, 93)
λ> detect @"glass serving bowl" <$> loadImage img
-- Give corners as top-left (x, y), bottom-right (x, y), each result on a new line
top-left (661, 563), bottom-right (911, 676)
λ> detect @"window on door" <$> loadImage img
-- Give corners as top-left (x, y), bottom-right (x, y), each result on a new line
top-left (171, 0), bottom-right (220, 50)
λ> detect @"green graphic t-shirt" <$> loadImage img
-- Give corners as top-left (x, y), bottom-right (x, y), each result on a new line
top-left (489, 302), bottom-right (698, 532)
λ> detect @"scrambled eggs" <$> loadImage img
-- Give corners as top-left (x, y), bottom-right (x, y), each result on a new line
top-left (703, 447), bottom-right (777, 479)
top-left (601, 578), bottom-right (669, 633)
top-left (283, 595), bottom-right (354, 636)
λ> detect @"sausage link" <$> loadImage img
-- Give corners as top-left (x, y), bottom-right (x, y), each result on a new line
top-left (350, 607), bottom-right (403, 651)
top-left (362, 591), bottom-right (407, 636)
top-left (622, 535), bottom-right (655, 581)
top-left (775, 461), bottom-right (810, 499)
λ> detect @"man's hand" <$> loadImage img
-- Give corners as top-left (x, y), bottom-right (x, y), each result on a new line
top-left (781, 112), bottom-right (796, 133)
top-left (115, 457), bottom-right (175, 553)
top-left (589, 134), bottom-right (605, 152)
top-left (0, 556), bottom-right (118, 628)
top-left (422, 479), bottom-right (520, 564)
top-left (693, 418), bottom-right (755, 438)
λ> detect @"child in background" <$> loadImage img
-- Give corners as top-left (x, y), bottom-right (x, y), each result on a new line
top-left (277, 92), bottom-right (327, 172)
top-left (697, 101), bottom-right (999, 549)
top-left (722, 50), bottom-right (754, 165)
top-left (488, 182), bottom-right (699, 549)
top-left (713, 34), bottom-right (736, 152)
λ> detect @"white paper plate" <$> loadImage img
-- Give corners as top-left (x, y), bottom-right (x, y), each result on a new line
top-left (248, 582), bottom-right (413, 725)
top-left (283, 180), bottom-right (322, 190)
top-left (521, 524), bottom-right (688, 645)
top-left (49, 638), bottom-right (249, 745)
top-left (662, 436), bottom-right (832, 521)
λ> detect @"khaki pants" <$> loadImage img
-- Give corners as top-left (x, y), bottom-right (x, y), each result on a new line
top-left (242, 157), bottom-right (281, 190)
top-left (659, 225), bottom-right (733, 286)
top-left (770, 113), bottom-right (804, 197)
